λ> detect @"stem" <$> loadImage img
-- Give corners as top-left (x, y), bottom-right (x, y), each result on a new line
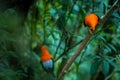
top-left (104, 72), bottom-right (114, 80)
top-left (92, 61), bottom-right (103, 80)
top-left (43, 1), bottom-right (47, 44)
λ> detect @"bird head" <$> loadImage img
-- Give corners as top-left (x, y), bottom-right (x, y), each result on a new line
top-left (40, 45), bottom-right (54, 73)
top-left (40, 45), bottom-right (52, 62)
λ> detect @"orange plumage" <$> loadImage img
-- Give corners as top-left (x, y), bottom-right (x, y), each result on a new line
top-left (84, 14), bottom-right (99, 30)
top-left (40, 45), bottom-right (51, 62)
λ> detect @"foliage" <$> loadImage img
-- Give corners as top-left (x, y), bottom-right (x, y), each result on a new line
top-left (0, 0), bottom-right (120, 80)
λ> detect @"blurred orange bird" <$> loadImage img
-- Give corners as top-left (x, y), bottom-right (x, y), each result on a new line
top-left (84, 13), bottom-right (99, 31)
top-left (40, 45), bottom-right (54, 72)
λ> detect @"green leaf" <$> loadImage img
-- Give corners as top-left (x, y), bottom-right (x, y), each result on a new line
top-left (90, 60), bottom-right (101, 75)
top-left (99, 36), bottom-right (106, 42)
top-left (102, 61), bottom-right (109, 76)
top-left (107, 43), bottom-right (117, 53)
top-left (104, 45), bottom-right (111, 53)
top-left (109, 26), bottom-right (116, 30)
top-left (79, 4), bottom-right (86, 22)
top-left (107, 58), bottom-right (117, 67)
top-left (86, 55), bottom-right (100, 61)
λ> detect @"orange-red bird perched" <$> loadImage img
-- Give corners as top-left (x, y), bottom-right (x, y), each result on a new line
top-left (84, 14), bottom-right (99, 31)
top-left (40, 45), bottom-right (54, 72)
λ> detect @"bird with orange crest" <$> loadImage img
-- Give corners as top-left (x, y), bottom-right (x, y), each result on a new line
top-left (40, 45), bottom-right (54, 75)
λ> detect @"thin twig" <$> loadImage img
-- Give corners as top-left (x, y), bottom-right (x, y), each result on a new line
top-left (54, 1), bottom-right (77, 59)
top-left (43, 1), bottom-right (47, 44)
top-left (104, 70), bottom-right (120, 80)
top-left (90, 25), bottom-right (110, 42)
top-left (55, 39), bottom-right (82, 62)
top-left (99, 0), bottom-right (120, 24)
top-left (104, 72), bottom-right (114, 80)
top-left (58, 0), bottom-right (120, 79)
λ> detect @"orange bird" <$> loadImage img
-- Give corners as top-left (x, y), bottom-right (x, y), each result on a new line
top-left (40, 45), bottom-right (54, 72)
top-left (84, 13), bottom-right (99, 31)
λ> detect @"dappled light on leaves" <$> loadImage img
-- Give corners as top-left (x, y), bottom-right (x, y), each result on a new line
top-left (0, 0), bottom-right (120, 80)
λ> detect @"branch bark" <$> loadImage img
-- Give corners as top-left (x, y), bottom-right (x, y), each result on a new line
top-left (58, 0), bottom-right (120, 79)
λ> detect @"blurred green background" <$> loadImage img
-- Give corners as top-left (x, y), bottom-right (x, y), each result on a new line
top-left (0, 0), bottom-right (120, 80)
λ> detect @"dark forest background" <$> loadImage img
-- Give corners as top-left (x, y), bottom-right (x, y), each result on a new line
top-left (0, 0), bottom-right (120, 80)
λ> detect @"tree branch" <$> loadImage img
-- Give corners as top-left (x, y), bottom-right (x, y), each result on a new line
top-left (58, 0), bottom-right (120, 79)
top-left (99, 0), bottom-right (120, 24)
top-left (58, 33), bottom-right (92, 79)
